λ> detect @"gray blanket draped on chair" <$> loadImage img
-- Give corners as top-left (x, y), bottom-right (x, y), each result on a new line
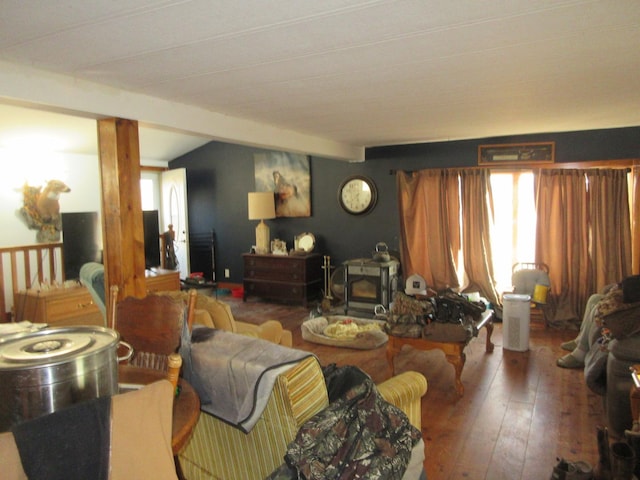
top-left (181, 327), bottom-right (313, 433)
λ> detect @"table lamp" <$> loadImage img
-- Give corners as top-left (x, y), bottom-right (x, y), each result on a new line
top-left (248, 192), bottom-right (276, 254)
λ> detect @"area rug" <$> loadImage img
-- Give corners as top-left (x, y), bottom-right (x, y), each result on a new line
top-left (301, 315), bottom-right (388, 350)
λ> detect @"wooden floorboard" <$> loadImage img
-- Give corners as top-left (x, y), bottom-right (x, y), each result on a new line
top-left (221, 294), bottom-right (604, 480)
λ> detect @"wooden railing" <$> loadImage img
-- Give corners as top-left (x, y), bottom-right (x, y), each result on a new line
top-left (0, 243), bottom-right (64, 322)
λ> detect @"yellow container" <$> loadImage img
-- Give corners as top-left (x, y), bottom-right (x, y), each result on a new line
top-left (532, 284), bottom-right (549, 304)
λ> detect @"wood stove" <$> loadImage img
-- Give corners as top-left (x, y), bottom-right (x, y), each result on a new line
top-left (343, 258), bottom-right (399, 314)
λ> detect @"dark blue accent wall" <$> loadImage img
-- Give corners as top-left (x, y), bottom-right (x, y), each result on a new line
top-left (170, 126), bottom-right (639, 284)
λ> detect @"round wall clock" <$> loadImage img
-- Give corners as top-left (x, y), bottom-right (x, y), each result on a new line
top-left (338, 175), bottom-right (377, 215)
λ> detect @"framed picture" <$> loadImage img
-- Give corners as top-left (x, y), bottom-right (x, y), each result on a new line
top-left (478, 142), bottom-right (555, 166)
top-left (254, 152), bottom-right (311, 217)
top-left (270, 239), bottom-right (288, 255)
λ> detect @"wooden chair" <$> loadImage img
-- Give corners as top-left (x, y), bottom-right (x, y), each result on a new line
top-left (109, 286), bottom-right (197, 373)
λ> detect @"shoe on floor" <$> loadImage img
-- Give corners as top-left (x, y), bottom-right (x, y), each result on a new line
top-left (570, 460), bottom-right (594, 480)
top-left (551, 458), bottom-right (594, 480)
top-left (550, 458), bottom-right (577, 480)
top-left (561, 339), bottom-right (577, 351)
top-left (556, 354), bottom-right (584, 369)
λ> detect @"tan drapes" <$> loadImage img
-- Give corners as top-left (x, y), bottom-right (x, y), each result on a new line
top-left (460, 169), bottom-right (499, 305)
top-left (396, 169), bottom-right (499, 305)
top-left (397, 170), bottom-right (459, 291)
top-left (588, 169), bottom-right (631, 287)
top-left (535, 169), bottom-right (630, 326)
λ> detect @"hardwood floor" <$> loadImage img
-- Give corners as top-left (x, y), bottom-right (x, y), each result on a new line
top-left (221, 293), bottom-right (604, 480)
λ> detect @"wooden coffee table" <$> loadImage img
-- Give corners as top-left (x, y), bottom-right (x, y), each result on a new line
top-left (386, 309), bottom-right (494, 397)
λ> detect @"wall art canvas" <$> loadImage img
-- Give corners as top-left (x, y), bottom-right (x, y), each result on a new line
top-left (254, 152), bottom-right (311, 217)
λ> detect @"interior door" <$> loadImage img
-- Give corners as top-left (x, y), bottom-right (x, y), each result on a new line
top-left (161, 168), bottom-right (190, 280)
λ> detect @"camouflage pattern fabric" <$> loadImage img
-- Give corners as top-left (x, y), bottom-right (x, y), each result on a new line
top-left (595, 284), bottom-right (640, 340)
top-left (267, 366), bottom-right (421, 480)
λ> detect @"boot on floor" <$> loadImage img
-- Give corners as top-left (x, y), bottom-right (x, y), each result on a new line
top-left (625, 430), bottom-right (640, 479)
top-left (595, 426), bottom-right (612, 480)
top-left (610, 441), bottom-right (636, 480)
top-left (551, 458), bottom-right (577, 480)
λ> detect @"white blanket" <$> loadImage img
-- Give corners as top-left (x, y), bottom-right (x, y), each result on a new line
top-left (187, 328), bottom-right (313, 433)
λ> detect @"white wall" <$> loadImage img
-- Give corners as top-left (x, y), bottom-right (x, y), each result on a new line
top-left (0, 149), bottom-right (166, 317)
top-left (0, 149), bottom-right (102, 247)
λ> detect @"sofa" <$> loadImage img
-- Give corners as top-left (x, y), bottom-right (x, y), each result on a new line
top-left (177, 355), bottom-right (428, 480)
top-left (161, 289), bottom-right (293, 347)
top-left (79, 261), bottom-right (107, 318)
top-left (603, 335), bottom-right (640, 438)
top-left (583, 281), bottom-right (640, 439)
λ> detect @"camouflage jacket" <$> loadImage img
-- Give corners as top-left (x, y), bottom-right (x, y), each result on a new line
top-left (267, 366), bottom-right (421, 480)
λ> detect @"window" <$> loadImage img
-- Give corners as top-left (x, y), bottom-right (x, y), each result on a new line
top-left (140, 178), bottom-right (155, 211)
top-left (489, 171), bottom-right (536, 293)
top-left (140, 169), bottom-right (162, 212)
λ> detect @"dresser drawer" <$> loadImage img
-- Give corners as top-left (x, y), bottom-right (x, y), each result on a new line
top-left (245, 267), bottom-right (305, 282)
top-left (244, 255), bottom-right (305, 272)
top-left (14, 287), bottom-right (103, 326)
top-left (244, 281), bottom-right (307, 301)
top-left (242, 253), bottom-right (323, 307)
top-left (49, 310), bottom-right (104, 326)
top-left (46, 292), bottom-right (99, 321)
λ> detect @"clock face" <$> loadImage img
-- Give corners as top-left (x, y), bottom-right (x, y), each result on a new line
top-left (338, 176), bottom-right (377, 215)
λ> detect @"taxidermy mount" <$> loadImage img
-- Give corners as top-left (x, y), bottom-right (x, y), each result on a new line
top-left (18, 179), bottom-right (71, 242)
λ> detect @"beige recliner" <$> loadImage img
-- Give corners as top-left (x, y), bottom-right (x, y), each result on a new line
top-left (161, 290), bottom-right (293, 347)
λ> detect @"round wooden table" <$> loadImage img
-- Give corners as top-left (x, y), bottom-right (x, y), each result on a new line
top-left (118, 365), bottom-right (200, 454)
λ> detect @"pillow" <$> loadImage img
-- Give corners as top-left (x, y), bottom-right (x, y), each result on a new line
top-left (110, 380), bottom-right (177, 480)
top-left (195, 295), bottom-right (236, 332)
top-left (0, 431), bottom-right (27, 480)
top-left (0, 380), bottom-right (176, 480)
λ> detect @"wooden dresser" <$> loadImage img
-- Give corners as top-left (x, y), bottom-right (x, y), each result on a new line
top-left (13, 269), bottom-right (181, 326)
top-left (14, 286), bottom-right (103, 326)
top-left (243, 253), bottom-right (323, 307)
top-left (145, 268), bottom-right (181, 293)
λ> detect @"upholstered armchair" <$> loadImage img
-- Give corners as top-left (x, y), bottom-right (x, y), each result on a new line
top-left (161, 290), bottom-right (293, 347)
top-left (606, 336), bottom-right (640, 438)
top-left (79, 262), bottom-right (107, 320)
top-left (177, 355), bottom-right (427, 480)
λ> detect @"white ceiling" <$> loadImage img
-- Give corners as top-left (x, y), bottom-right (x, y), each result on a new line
top-left (0, 0), bottom-right (639, 162)
top-left (0, 102), bottom-right (210, 163)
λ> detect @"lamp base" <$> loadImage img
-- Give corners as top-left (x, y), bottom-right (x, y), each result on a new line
top-left (255, 220), bottom-right (270, 254)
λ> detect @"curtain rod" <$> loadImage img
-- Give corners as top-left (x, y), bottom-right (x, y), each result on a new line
top-left (389, 165), bottom-right (633, 175)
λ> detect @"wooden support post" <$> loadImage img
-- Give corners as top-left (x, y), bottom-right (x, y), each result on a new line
top-left (632, 164), bottom-right (640, 275)
top-left (97, 118), bottom-right (146, 312)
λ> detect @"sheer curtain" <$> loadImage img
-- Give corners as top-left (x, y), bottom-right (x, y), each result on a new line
top-left (535, 169), bottom-right (631, 326)
top-left (397, 169), bottom-right (499, 306)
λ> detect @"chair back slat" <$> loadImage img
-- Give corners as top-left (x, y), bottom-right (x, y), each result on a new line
top-left (110, 286), bottom-right (190, 373)
top-left (131, 352), bottom-right (168, 372)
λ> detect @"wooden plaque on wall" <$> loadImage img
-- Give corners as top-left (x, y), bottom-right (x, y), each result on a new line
top-left (478, 142), bottom-right (555, 166)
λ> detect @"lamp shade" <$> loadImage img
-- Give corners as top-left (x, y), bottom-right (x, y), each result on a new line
top-left (248, 192), bottom-right (276, 220)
